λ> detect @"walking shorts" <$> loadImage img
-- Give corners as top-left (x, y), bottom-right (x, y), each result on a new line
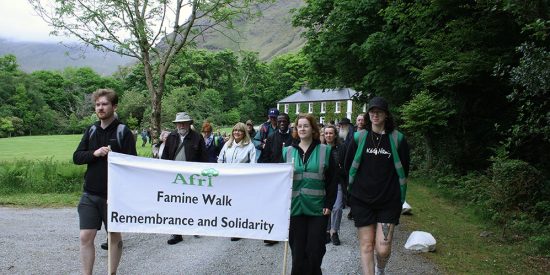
top-left (350, 196), bottom-right (402, 227)
top-left (78, 193), bottom-right (108, 230)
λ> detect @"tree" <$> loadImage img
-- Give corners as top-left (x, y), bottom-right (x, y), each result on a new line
top-left (400, 91), bottom-right (455, 169)
top-left (30, 0), bottom-right (271, 143)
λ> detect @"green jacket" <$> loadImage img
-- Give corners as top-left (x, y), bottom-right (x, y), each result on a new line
top-left (284, 143), bottom-right (332, 216)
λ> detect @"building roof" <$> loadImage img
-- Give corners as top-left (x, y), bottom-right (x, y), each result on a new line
top-left (278, 88), bottom-right (358, 103)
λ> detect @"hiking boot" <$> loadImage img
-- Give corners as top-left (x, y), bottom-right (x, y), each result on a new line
top-left (331, 232), bottom-right (341, 246)
top-left (230, 237), bottom-right (241, 241)
top-left (167, 234), bottom-right (183, 245)
top-left (263, 240), bottom-right (278, 246)
top-left (100, 241), bottom-right (108, 250)
top-left (325, 232), bottom-right (331, 244)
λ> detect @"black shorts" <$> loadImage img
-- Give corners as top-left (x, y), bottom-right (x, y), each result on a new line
top-left (78, 193), bottom-right (108, 230)
top-left (350, 196), bottom-right (402, 227)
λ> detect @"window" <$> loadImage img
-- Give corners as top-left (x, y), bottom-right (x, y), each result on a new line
top-left (320, 102), bottom-right (326, 113)
top-left (284, 104), bottom-right (289, 113)
top-left (308, 103), bottom-right (313, 113)
top-left (335, 102), bottom-right (341, 113)
top-left (320, 116), bottom-right (325, 125)
top-left (296, 103), bottom-right (300, 114)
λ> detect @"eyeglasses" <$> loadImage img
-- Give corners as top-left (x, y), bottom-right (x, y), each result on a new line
top-left (369, 110), bottom-right (385, 116)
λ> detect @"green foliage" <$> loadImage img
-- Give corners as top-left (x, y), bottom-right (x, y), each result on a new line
top-left (400, 91), bottom-right (455, 136)
top-left (0, 159), bottom-right (84, 195)
top-left (0, 117), bottom-right (15, 137)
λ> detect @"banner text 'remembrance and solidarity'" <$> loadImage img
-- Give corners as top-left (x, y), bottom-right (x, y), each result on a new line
top-left (111, 211), bottom-right (275, 233)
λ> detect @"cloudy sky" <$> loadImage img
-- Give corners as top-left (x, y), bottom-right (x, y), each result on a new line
top-left (0, 0), bottom-right (68, 42)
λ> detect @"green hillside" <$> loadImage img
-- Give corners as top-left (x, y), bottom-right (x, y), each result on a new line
top-left (195, 0), bottom-right (305, 60)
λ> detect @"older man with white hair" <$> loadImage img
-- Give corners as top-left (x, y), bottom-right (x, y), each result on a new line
top-left (161, 112), bottom-right (208, 245)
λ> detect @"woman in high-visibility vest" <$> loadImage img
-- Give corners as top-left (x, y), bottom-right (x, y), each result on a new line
top-left (283, 114), bottom-right (337, 275)
top-left (345, 97), bottom-right (410, 275)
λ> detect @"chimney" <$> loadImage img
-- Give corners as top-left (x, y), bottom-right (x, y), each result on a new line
top-left (300, 81), bottom-right (309, 93)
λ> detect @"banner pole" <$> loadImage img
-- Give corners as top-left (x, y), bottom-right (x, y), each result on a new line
top-left (282, 240), bottom-right (289, 275)
top-left (282, 156), bottom-right (294, 275)
top-left (107, 232), bottom-right (112, 275)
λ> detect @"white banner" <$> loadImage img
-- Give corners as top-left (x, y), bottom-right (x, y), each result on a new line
top-left (107, 152), bottom-right (293, 241)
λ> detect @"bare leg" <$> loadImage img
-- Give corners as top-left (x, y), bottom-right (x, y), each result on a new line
top-left (357, 225), bottom-right (376, 275)
top-left (374, 223), bottom-right (396, 272)
top-left (80, 229), bottom-right (97, 275)
top-left (109, 232), bottom-right (123, 275)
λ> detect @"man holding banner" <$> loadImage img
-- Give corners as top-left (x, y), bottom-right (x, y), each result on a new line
top-left (161, 111), bottom-right (208, 245)
top-left (73, 89), bottom-right (137, 275)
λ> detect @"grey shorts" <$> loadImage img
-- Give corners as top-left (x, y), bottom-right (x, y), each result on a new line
top-left (78, 193), bottom-right (108, 230)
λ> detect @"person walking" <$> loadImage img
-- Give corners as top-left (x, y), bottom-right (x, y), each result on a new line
top-left (161, 112), bottom-right (208, 245)
top-left (141, 129), bottom-right (148, 147)
top-left (345, 97), bottom-right (410, 275)
top-left (218, 122), bottom-right (256, 242)
top-left (323, 125), bottom-right (347, 246)
top-left (218, 122), bottom-right (256, 165)
top-left (258, 113), bottom-right (294, 164)
top-left (254, 108), bottom-right (279, 158)
top-left (73, 88), bottom-right (137, 275)
top-left (356, 113), bottom-right (366, 131)
top-left (283, 113), bottom-right (336, 275)
top-left (201, 121), bottom-right (224, 163)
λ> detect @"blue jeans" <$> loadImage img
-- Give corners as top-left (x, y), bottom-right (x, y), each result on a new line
top-left (327, 184), bottom-right (344, 232)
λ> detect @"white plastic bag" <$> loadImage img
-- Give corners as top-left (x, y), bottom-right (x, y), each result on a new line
top-left (404, 231), bottom-right (436, 252)
top-left (401, 201), bottom-right (412, 214)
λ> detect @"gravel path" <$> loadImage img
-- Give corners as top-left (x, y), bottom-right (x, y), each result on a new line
top-left (0, 207), bottom-right (440, 274)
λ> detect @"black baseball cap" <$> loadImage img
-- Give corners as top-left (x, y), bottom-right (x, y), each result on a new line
top-left (368, 96), bottom-right (388, 112)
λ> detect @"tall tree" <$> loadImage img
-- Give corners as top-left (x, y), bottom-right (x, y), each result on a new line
top-left (29, 0), bottom-right (271, 142)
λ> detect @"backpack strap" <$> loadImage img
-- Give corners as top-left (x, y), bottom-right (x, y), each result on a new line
top-left (88, 124), bottom-right (126, 149)
top-left (116, 124), bottom-right (127, 149)
top-left (88, 125), bottom-right (97, 141)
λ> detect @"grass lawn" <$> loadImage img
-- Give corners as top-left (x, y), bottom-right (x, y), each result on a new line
top-left (0, 134), bottom-right (153, 162)
top-left (403, 178), bottom-right (549, 274)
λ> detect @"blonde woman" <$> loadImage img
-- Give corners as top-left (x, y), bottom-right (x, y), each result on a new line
top-left (218, 122), bottom-right (256, 164)
top-left (218, 122), bottom-right (256, 241)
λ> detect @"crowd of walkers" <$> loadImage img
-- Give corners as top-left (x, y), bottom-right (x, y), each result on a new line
top-left (73, 87), bottom-right (409, 275)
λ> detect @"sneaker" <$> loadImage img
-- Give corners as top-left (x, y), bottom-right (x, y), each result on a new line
top-left (230, 237), bottom-right (241, 241)
top-left (263, 240), bottom-right (278, 246)
top-left (100, 241), bottom-right (108, 250)
top-left (331, 232), bottom-right (341, 246)
top-left (167, 234), bottom-right (183, 245)
top-left (325, 232), bottom-right (331, 244)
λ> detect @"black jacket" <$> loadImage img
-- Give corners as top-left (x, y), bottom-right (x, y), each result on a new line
top-left (161, 129), bottom-right (208, 162)
top-left (258, 129), bottom-right (295, 163)
top-left (73, 119), bottom-right (137, 198)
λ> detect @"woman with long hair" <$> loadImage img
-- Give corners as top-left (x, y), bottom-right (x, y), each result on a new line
top-left (283, 114), bottom-right (336, 275)
top-left (217, 122), bottom-right (256, 164)
top-left (217, 122), bottom-right (256, 242)
top-left (345, 97), bottom-right (410, 275)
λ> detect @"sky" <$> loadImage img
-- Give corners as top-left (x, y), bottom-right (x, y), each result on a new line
top-left (0, 1), bottom-right (191, 43)
top-left (0, 0), bottom-right (68, 42)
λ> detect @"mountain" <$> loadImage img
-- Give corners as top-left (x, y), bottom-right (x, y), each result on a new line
top-left (0, 38), bottom-right (135, 75)
top-left (195, 0), bottom-right (306, 60)
top-left (0, 0), bottom-right (304, 74)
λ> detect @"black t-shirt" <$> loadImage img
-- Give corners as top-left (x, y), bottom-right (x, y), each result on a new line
top-left (350, 131), bottom-right (409, 207)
